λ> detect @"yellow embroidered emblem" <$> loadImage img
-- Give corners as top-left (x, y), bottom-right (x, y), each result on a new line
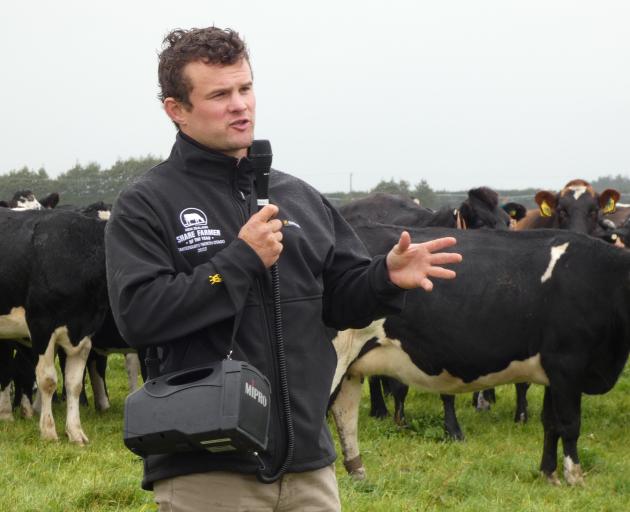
top-left (209, 273), bottom-right (223, 285)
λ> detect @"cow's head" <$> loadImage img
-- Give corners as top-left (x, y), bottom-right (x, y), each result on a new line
top-left (82, 201), bottom-right (112, 221)
top-left (458, 187), bottom-right (514, 230)
top-left (535, 179), bottom-right (620, 234)
top-left (502, 202), bottom-right (527, 229)
top-left (9, 190), bottom-right (43, 210)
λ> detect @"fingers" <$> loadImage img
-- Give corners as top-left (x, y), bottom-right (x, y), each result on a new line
top-left (393, 231), bottom-right (411, 254)
top-left (255, 204), bottom-right (279, 222)
top-left (238, 204), bottom-right (284, 268)
top-left (428, 252), bottom-right (463, 266)
top-left (419, 278), bottom-right (433, 292)
top-left (421, 236), bottom-right (459, 254)
top-left (427, 267), bottom-right (457, 280)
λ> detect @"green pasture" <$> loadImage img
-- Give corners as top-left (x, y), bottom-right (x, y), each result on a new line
top-left (1, 355), bottom-right (629, 511)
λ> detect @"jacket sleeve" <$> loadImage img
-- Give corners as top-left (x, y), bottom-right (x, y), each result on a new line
top-left (105, 192), bottom-right (265, 348)
top-left (321, 198), bottom-right (406, 330)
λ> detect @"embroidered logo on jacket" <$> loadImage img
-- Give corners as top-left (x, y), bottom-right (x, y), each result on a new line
top-left (209, 273), bottom-right (223, 285)
top-left (180, 208), bottom-right (208, 228)
top-left (176, 207), bottom-right (226, 254)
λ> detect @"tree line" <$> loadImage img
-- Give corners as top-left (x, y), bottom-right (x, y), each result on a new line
top-left (1, 158), bottom-right (628, 210)
top-left (0, 157), bottom-right (161, 206)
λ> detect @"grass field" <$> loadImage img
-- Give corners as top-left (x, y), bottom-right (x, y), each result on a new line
top-left (1, 355), bottom-right (629, 511)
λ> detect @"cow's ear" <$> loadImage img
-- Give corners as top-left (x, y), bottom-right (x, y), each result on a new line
top-left (40, 192), bottom-right (60, 209)
top-left (535, 191), bottom-right (556, 217)
top-left (600, 189), bottom-right (620, 215)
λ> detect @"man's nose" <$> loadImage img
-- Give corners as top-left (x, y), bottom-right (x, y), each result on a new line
top-left (228, 92), bottom-right (247, 112)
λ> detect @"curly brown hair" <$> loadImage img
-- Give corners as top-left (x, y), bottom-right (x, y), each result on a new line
top-left (158, 27), bottom-right (250, 108)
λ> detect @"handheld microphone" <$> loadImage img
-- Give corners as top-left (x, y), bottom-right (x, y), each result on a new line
top-left (248, 140), bottom-right (272, 210)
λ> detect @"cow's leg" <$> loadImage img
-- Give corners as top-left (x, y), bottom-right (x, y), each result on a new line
top-left (482, 388), bottom-right (496, 404)
top-left (88, 352), bottom-right (110, 411)
top-left (63, 335), bottom-right (92, 444)
top-left (540, 383), bottom-right (584, 486)
top-left (540, 387), bottom-right (560, 484)
top-left (552, 384), bottom-right (583, 486)
top-left (514, 383), bottom-right (530, 423)
top-left (14, 344), bottom-right (36, 419)
top-left (391, 381), bottom-right (408, 426)
top-left (59, 350), bottom-right (89, 406)
top-left (330, 374), bottom-right (365, 479)
top-left (0, 384), bottom-right (12, 421)
top-left (32, 389), bottom-right (41, 414)
top-left (35, 335), bottom-right (59, 441)
top-left (19, 393), bottom-right (34, 419)
top-left (0, 343), bottom-right (14, 421)
top-left (368, 376), bottom-right (389, 418)
top-left (441, 394), bottom-right (464, 440)
top-left (472, 390), bottom-right (492, 411)
top-left (125, 353), bottom-right (141, 393)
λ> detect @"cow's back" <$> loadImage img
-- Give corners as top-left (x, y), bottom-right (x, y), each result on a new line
top-left (340, 193), bottom-right (435, 227)
top-left (359, 224), bottom-right (630, 394)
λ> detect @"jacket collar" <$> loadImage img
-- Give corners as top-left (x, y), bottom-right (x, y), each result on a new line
top-left (170, 132), bottom-right (255, 192)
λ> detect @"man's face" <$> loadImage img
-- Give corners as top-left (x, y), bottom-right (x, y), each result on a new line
top-left (173, 58), bottom-right (255, 158)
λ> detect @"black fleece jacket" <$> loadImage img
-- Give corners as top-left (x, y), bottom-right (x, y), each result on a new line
top-left (105, 132), bottom-right (406, 489)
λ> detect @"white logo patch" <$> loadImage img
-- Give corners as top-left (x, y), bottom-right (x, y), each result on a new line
top-left (176, 208), bottom-right (225, 254)
top-left (180, 208), bottom-right (208, 228)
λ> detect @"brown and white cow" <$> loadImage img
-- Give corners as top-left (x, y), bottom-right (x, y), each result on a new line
top-left (516, 179), bottom-right (619, 235)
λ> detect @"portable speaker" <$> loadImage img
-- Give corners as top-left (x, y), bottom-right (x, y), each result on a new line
top-left (123, 359), bottom-right (271, 457)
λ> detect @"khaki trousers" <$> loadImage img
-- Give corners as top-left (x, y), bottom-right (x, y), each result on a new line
top-left (153, 464), bottom-right (341, 512)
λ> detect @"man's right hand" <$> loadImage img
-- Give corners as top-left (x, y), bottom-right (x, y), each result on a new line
top-left (238, 204), bottom-right (284, 268)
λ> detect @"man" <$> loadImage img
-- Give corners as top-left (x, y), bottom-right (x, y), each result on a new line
top-left (105, 27), bottom-right (461, 511)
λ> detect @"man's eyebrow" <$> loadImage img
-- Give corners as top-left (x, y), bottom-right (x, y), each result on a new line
top-left (204, 81), bottom-right (253, 98)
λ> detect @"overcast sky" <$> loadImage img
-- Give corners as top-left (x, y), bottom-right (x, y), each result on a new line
top-left (2, 0), bottom-right (629, 193)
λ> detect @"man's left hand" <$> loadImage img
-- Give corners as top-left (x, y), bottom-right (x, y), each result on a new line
top-left (386, 232), bottom-right (462, 291)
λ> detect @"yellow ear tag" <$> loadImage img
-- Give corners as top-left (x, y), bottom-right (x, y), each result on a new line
top-left (540, 201), bottom-right (553, 217)
top-left (602, 197), bottom-right (616, 214)
top-left (509, 210), bottom-right (517, 218)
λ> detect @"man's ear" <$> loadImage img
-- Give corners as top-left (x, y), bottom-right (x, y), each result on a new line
top-left (163, 98), bottom-right (188, 126)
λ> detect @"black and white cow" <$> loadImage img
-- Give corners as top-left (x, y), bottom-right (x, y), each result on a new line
top-left (340, 189), bottom-right (527, 438)
top-left (330, 223), bottom-right (630, 485)
top-left (0, 190), bottom-right (60, 210)
top-left (508, 179), bottom-right (623, 420)
top-left (340, 188), bottom-right (517, 231)
top-left (0, 191), bottom-right (61, 421)
top-left (0, 209), bottom-right (109, 443)
top-left (2, 201), bottom-right (139, 417)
